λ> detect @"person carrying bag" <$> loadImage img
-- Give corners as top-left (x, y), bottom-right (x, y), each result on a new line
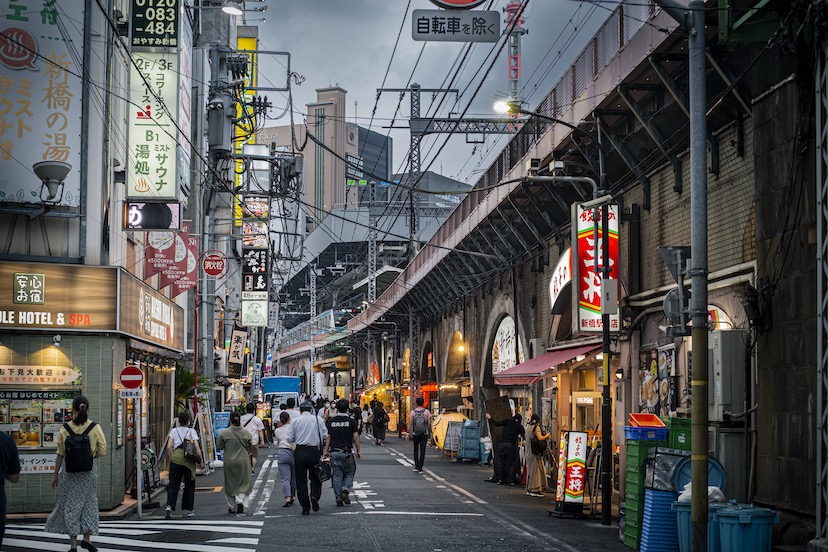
top-left (165, 411), bottom-right (204, 518)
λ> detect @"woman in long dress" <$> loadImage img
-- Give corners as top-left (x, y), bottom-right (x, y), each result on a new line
top-left (45, 395), bottom-right (107, 552)
top-left (372, 403), bottom-right (388, 445)
top-left (272, 411), bottom-right (296, 507)
top-left (524, 414), bottom-right (552, 497)
top-left (164, 411), bottom-right (204, 518)
top-left (216, 411), bottom-right (252, 514)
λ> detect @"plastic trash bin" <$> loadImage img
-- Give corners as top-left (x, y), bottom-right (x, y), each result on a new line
top-left (673, 501), bottom-right (728, 552)
top-left (672, 455), bottom-right (727, 494)
top-left (716, 505), bottom-right (778, 552)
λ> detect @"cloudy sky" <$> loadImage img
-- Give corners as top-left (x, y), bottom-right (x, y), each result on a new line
top-left (247, 0), bottom-right (612, 184)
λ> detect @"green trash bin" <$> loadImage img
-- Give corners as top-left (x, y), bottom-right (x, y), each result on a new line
top-left (716, 505), bottom-right (778, 552)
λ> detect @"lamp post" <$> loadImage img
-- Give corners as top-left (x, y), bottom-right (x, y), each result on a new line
top-left (495, 99), bottom-right (613, 526)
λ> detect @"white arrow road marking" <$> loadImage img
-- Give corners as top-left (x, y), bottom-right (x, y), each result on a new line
top-left (352, 481), bottom-right (371, 489)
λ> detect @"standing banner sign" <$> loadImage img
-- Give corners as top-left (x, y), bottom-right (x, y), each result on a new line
top-left (555, 430), bottom-right (588, 514)
top-left (571, 203), bottom-right (620, 335)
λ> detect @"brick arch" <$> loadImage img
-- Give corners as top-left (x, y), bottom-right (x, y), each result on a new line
top-left (475, 292), bottom-right (529, 402)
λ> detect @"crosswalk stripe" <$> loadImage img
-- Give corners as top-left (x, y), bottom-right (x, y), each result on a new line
top-left (206, 538), bottom-right (259, 545)
top-left (98, 520), bottom-right (264, 526)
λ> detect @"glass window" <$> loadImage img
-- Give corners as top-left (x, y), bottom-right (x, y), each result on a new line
top-left (0, 390), bottom-right (80, 449)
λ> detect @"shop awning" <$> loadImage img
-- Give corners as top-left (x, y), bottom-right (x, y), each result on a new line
top-left (312, 355), bottom-right (351, 372)
top-left (494, 343), bottom-right (600, 386)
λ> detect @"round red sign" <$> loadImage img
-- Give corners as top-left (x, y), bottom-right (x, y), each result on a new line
top-left (120, 365), bottom-right (144, 389)
top-left (429, 0), bottom-right (488, 8)
top-left (202, 250), bottom-right (227, 278)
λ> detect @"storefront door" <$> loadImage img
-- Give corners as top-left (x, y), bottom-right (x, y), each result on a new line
top-left (571, 392), bottom-right (602, 436)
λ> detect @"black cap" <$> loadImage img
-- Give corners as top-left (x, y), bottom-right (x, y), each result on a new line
top-left (299, 401), bottom-right (313, 412)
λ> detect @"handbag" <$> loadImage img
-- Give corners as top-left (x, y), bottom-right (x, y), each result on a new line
top-left (530, 425), bottom-right (547, 456)
top-left (184, 437), bottom-right (202, 464)
top-left (313, 416), bottom-right (331, 482)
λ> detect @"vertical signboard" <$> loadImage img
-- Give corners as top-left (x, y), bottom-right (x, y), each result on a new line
top-left (0, 1), bottom-right (83, 206)
top-left (555, 430), bottom-right (588, 513)
top-left (176, 2), bottom-right (192, 193)
top-left (130, 0), bottom-right (180, 48)
top-left (127, 52), bottom-right (179, 200)
top-left (571, 204), bottom-right (620, 335)
top-left (172, 235), bottom-right (199, 298)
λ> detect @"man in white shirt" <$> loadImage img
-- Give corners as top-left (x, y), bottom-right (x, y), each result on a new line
top-left (285, 397), bottom-right (301, 422)
top-left (287, 402), bottom-right (328, 515)
top-left (240, 403), bottom-right (265, 472)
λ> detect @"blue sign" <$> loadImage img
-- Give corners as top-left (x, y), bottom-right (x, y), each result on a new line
top-left (266, 352), bottom-right (272, 362)
top-left (213, 412), bottom-right (230, 441)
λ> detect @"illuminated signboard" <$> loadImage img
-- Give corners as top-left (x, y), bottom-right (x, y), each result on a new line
top-left (123, 201), bottom-right (181, 230)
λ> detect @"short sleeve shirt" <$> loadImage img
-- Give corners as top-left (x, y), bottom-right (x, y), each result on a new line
top-left (326, 414), bottom-right (357, 451)
top-left (0, 431), bottom-right (21, 518)
top-left (240, 414), bottom-right (265, 446)
top-left (57, 420), bottom-right (107, 458)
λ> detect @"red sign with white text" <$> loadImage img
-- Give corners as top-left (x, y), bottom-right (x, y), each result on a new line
top-left (172, 235), bottom-right (199, 298)
top-left (159, 225), bottom-right (189, 289)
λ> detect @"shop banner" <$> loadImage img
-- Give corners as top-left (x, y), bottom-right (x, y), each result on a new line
top-left (0, 1), bottom-right (84, 207)
top-left (0, 365), bottom-right (81, 387)
top-left (144, 231), bottom-right (177, 278)
top-left (172, 235), bottom-right (199, 298)
top-left (549, 248), bottom-right (572, 313)
top-left (571, 203), bottom-right (620, 335)
top-left (159, 224), bottom-right (189, 288)
top-left (119, 272), bottom-right (185, 351)
top-left (491, 316), bottom-right (523, 374)
top-left (228, 329), bottom-right (247, 375)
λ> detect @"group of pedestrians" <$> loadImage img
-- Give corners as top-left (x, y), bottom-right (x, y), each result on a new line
top-left (486, 411), bottom-right (552, 497)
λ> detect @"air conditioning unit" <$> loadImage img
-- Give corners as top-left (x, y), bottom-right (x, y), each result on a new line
top-left (526, 158), bottom-right (542, 172)
top-left (708, 330), bottom-right (747, 422)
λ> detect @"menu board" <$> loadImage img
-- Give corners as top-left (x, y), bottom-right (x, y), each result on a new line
top-left (0, 391), bottom-right (80, 449)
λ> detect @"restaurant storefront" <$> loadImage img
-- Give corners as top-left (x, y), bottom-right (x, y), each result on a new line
top-left (0, 263), bottom-right (184, 513)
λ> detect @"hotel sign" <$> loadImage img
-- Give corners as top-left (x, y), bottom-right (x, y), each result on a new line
top-left (0, 263), bottom-right (183, 351)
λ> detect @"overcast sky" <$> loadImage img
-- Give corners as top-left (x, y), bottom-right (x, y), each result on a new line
top-left (249, 0), bottom-right (612, 185)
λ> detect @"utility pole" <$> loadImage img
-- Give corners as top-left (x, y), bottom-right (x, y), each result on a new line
top-left (652, 1), bottom-right (710, 548)
top-left (368, 181), bottom-right (377, 304)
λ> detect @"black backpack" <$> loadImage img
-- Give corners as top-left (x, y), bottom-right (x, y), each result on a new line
top-left (411, 409), bottom-right (428, 436)
top-left (63, 422), bottom-right (96, 473)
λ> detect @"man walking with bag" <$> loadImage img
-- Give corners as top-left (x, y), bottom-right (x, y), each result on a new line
top-left (323, 399), bottom-right (360, 507)
top-left (241, 403), bottom-right (265, 473)
top-left (287, 401), bottom-right (328, 515)
top-left (406, 397), bottom-right (432, 472)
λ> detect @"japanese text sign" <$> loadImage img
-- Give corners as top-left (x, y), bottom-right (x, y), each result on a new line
top-left (548, 248), bottom-right (572, 314)
top-left (229, 329), bottom-right (247, 366)
top-left (0, 365), bottom-right (81, 386)
top-left (563, 431), bottom-right (588, 503)
top-left (412, 9), bottom-right (499, 42)
top-left (19, 454), bottom-right (57, 474)
top-left (130, 0), bottom-right (180, 49)
top-left (127, 52), bottom-right (179, 200)
top-left (571, 203), bottom-right (621, 335)
top-left (0, 1), bottom-right (83, 206)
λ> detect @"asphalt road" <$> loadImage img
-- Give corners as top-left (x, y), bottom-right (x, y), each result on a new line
top-left (5, 434), bottom-right (628, 552)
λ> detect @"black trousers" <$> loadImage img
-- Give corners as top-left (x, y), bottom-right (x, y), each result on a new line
top-left (294, 445), bottom-right (322, 512)
top-left (412, 434), bottom-right (428, 471)
top-left (167, 461), bottom-right (195, 511)
top-left (496, 441), bottom-right (518, 483)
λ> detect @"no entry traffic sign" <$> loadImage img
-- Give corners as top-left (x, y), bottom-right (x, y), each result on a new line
top-left (120, 365), bottom-right (144, 389)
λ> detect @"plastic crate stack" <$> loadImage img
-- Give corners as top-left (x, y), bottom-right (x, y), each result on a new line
top-left (660, 416), bottom-right (692, 451)
top-left (640, 488), bottom-right (680, 552)
top-left (624, 439), bottom-right (666, 549)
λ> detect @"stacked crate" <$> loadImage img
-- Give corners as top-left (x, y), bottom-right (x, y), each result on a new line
top-left (624, 439), bottom-right (666, 549)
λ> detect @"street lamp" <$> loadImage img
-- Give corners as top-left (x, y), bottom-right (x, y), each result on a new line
top-left (494, 97), bottom-right (614, 526)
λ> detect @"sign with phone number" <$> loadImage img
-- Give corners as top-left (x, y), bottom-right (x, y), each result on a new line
top-left (131, 0), bottom-right (180, 49)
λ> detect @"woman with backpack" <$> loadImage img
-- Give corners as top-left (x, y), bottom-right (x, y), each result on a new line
top-left (45, 395), bottom-right (107, 552)
top-left (164, 411), bottom-right (205, 518)
top-left (524, 413), bottom-right (551, 497)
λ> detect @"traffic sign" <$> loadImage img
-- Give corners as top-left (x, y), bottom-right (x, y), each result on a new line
top-left (202, 250), bottom-right (227, 278)
top-left (429, 0), bottom-right (487, 8)
top-left (120, 389), bottom-right (143, 399)
top-left (120, 365), bottom-right (144, 389)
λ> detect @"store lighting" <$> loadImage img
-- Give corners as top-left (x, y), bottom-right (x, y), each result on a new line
top-left (222, 0), bottom-right (243, 15)
top-left (615, 368), bottom-right (624, 380)
top-left (52, 334), bottom-right (62, 347)
top-left (551, 374), bottom-right (558, 383)
top-left (595, 352), bottom-right (604, 361)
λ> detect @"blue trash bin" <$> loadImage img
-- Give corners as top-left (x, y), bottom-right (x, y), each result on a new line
top-left (673, 501), bottom-right (728, 552)
top-left (716, 505), bottom-right (778, 552)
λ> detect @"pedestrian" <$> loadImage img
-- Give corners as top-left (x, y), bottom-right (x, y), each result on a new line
top-left (241, 403), bottom-right (265, 473)
top-left (324, 399), bottom-right (361, 507)
top-left (164, 411), bottom-right (205, 518)
top-left (216, 411), bottom-right (253, 514)
top-left (349, 399), bottom-right (363, 435)
top-left (485, 412), bottom-right (523, 485)
top-left (272, 411), bottom-right (297, 508)
top-left (362, 404), bottom-right (372, 435)
top-left (285, 397), bottom-right (301, 421)
top-left (0, 429), bottom-right (21, 550)
top-left (524, 414), bottom-right (551, 497)
top-left (286, 401), bottom-right (328, 515)
top-left (372, 402), bottom-right (389, 445)
top-left (45, 395), bottom-right (107, 552)
top-left (317, 399), bottom-right (331, 422)
top-left (406, 397), bottom-right (432, 472)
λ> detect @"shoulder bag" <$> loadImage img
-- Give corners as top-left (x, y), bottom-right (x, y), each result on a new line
top-left (181, 429), bottom-right (202, 464)
top-left (314, 418), bottom-right (332, 482)
top-left (530, 425), bottom-right (547, 456)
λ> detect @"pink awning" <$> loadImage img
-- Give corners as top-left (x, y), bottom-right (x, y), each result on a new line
top-left (494, 343), bottom-right (600, 386)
